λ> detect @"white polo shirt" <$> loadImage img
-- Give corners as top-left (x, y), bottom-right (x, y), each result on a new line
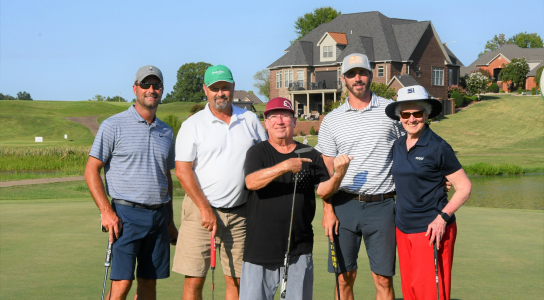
top-left (175, 104), bottom-right (267, 208)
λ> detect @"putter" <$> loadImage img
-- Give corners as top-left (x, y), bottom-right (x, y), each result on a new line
top-left (101, 239), bottom-right (113, 300)
top-left (330, 236), bottom-right (341, 300)
top-left (211, 235), bottom-right (216, 300)
top-left (280, 147), bottom-right (312, 298)
top-left (434, 242), bottom-right (439, 300)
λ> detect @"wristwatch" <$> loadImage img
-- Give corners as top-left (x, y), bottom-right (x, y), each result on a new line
top-left (440, 211), bottom-right (451, 223)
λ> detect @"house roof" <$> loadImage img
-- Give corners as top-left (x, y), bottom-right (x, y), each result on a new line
top-left (328, 32), bottom-right (348, 44)
top-left (233, 90), bottom-right (263, 104)
top-left (268, 11), bottom-right (461, 68)
top-left (461, 44), bottom-right (544, 75)
top-left (389, 74), bottom-right (435, 98)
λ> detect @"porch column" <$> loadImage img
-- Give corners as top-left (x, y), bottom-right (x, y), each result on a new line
top-left (322, 92), bottom-right (325, 113)
top-left (334, 92), bottom-right (337, 103)
top-left (306, 93), bottom-right (310, 115)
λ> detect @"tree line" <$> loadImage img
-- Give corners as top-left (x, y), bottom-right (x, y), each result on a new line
top-left (0, 91), bottom-right (32, 100)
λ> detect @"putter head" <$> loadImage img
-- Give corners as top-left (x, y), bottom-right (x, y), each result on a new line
top-left (294, 147), bottom-right (312, 157)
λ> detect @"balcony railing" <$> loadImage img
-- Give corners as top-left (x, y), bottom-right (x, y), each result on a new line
top-left (286, 80), bottom-right (343, 91)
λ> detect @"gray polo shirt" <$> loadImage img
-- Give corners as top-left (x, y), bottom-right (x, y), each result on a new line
top-left (315, 93), bottom-right (405, 195)
top-left (89, 105), bottom-right (175, 205)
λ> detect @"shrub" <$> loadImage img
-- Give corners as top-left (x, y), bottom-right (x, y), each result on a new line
top-left (532, 87), bottom-right (537, 95)
top-left (448, 85), bottom-right (466, 98)
top-left (499, 89), bottom-right (505, 93)
top-left (517, 86), bottom-right (522, 94)
top-left (309, 126), bottom-right (316, 135)
top-left (466, 70), bottom-right (491, 96)
top-left (370, 82), bottom-right (396, 99)
top-left (190, 103), bottom-right (205, 114)
top-left (162, 114), bottom-right (182, 137)
top-left (488, 83), bottom-right (499, 93)
top-left (451, 91), bottom-right (464, 108)
top-left (325, 100), bottom-right (344, 112)
top-left (298, 130), bottom-right (305, 136)
top-left (471, 95), bottom-right (478, 102)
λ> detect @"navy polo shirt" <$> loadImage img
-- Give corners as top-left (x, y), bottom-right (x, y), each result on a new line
top-left (392, 126), bottom-right (462, 234)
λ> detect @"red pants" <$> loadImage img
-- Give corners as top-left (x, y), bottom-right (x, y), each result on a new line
top-left (396, 222), bottom-right (457, 300)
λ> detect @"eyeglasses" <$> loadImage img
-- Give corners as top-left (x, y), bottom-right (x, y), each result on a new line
top-left (344, 69), bottom-right (370, 79)
top-left (268, 113), bottom-right (293, 122)
top-left (137, 82), bottom-right (163, 90)
top-left (400, 111), bottom-right (424, 119)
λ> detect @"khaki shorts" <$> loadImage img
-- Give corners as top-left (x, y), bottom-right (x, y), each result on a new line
top-left (172, 194), bottom-right (246, 278)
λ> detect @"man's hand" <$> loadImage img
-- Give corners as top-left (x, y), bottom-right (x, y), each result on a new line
top-left (322, 204), bottom-right (339, 241)
top-left (281, 157), bottom-right (312, 174)
top-left (333, 154), bottom-right (353, 176)
top-left (168, 222), bottom-right (178, 245)
top-left (101, 209), bottom-right (122, 243)
top-left (200, 206), bottom-right (218, 237)
top-left (444, 180), bottom-right (452, 192)
top-left (425, 214), bottom-right (447, 249)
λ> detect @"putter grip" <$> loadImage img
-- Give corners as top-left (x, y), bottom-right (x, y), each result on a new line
top-left (330, 239), bottom-right (339, 273)
top-left (210, 236), bottom-right (216, 269)
top-left (104, 242), bottom-right (113, 267)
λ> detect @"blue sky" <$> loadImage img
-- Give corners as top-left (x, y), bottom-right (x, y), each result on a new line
top-left (1, 0), bottom-right (543, 101)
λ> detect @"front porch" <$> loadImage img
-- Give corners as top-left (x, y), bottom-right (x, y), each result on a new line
top-left (287, 89), bottom-right (343, 118)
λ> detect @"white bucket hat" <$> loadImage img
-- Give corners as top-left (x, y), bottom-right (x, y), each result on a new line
top-left (385, 85), bottom-right (442, 121)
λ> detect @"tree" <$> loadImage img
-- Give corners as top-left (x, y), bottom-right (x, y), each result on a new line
top-left (253, 69), bottom-right (270, 101)
top-left (167, 62), bottom-right (212, 103)
top-left (291, 6), bottom-right (340, 43)
top-left (90, 94), bottom-right (106, 101)
top-left (466, 70), bottom-right (491, 96)
top-left (499, 57), bottom-right (529, 89)
top-left (534, 65), bottom-right (543, 87)
top-left (105, 95), bottom-right (127, 102)
top-left (16, 91), bottom-right (32, 100)
top-left (370, 82), bottom-right (396, 100)
top-left (508, 32), bottom-right (543, 48)
top-left (0, 93), bottom-right (16, 100)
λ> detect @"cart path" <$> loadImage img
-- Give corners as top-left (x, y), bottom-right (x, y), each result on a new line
top-left (0, 176), bottom-right (87, 187)
top-left (65, 116), bottom-right (100, 136)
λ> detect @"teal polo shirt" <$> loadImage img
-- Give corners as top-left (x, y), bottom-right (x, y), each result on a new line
top-left (391, 126), bottom-right (462, 234)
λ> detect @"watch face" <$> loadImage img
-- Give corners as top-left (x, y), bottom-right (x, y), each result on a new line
top-left (441, 212), bottom-right (450, 222)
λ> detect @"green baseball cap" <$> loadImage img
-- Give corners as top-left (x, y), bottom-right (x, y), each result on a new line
top-left (204, 65), bottom-right (234, 86)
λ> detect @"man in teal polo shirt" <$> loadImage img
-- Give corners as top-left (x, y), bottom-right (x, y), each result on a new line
top-left (85, 65), bottom-right (177, 300)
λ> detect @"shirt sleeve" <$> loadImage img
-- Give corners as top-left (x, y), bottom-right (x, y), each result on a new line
top-left (175, 119), bottom-right (197, 162)
top-left (254, 115), bottom-right (268, 142)
top-left (244, 144), bottom-right (265, 177)
top-left (310, 150), bottom-right (331, 186)
top-left (439, 140), bottom-right (463, 177)
top-left (314, 116), bottom-right (337, 157)
top-left (89, 119), bottom-right (114, 163)
top-left (167, 129), bottom-right (176, 170)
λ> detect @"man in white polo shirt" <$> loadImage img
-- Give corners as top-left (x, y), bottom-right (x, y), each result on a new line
top-left (316, 53), bottom-right (404, 300)
top-left (172, 65), bottom-right (267, 300)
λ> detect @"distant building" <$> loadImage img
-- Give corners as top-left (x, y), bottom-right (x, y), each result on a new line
top-left (461, 44), bottom-right (544, 92)
top-left (267, 11), bottom-right (462, 115)
top-left (233, 90), bottom-right (263, 103)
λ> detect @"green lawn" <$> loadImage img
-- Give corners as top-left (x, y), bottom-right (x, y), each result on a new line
top-left (0, 181), bottom-right (543, 299)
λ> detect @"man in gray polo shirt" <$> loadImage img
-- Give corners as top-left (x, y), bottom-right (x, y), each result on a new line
top-left (85, 65), bottom-right (177, 300)
top-left (316, 53), bottom-right (404, 300)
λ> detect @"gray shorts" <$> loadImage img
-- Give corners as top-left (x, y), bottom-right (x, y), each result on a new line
top-left (239, 254), bottom-right (313, 300)
top-left (328, 196), bottom-right (396, 276)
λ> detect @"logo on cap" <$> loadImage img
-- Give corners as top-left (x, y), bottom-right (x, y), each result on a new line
top-left (283, 100), bottom-right (293, 109)
top-left (149, 67), bottom-right (153, 71)
top-left (212, 70), bottom-right (225, 75)
top-left (349, 55), bottom-right (363, 64)
top-left (408, 88), bottom-right (415, 94)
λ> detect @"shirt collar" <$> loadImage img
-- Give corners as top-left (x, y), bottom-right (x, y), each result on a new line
top-left (415, 125), bottom-right (432, 147)
top-left (128, 105), bottom-right (157, 127)
top-left (342, 92), bottom-right (379, 112)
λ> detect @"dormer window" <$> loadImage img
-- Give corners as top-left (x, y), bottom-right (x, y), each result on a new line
top-left (317, 32), bottom-right (347, 62)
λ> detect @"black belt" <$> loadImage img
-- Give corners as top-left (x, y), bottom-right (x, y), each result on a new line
top-left (212, 202), bottom-right (246, 213)
top-left (112, 199), bottom-right (169, 210)
top-left (336, 191), bottom-right (396, 202)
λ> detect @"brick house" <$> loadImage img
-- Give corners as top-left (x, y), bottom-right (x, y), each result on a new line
top-left (461, 44), bottom-right (544, 91)
top-left (267, 11), bottom-right (463, 115)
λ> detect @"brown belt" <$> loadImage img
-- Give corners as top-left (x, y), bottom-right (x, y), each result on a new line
top-left (336, 191), bottom-right (396, 202)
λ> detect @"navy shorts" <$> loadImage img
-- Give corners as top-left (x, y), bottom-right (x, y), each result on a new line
top-left (328, 195), bottom-right (396, 277)
top-left (110, 202), bottom-right (170, 280)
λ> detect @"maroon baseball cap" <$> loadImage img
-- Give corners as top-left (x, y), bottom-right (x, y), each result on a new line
top-left (264, 97), bottom-right (295, 117)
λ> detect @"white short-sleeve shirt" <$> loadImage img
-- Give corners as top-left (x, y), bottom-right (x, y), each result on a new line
top-left (175, 104), bottom-right (267, 208)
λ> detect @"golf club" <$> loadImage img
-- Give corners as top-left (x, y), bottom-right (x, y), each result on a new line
top-left (330, 236), bottom-right (341, 300)
top-left (211, 235), bottom-right (216, 300)
top-left (434, 242), bottom-right (439, 300)
top-left (280, 147), bottom-right (312, 298)
top-left (102, 239), bottom-right (113, 300)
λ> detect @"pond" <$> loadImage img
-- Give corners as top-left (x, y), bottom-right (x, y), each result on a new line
top-left (454, 174), bottom-right (544, 210)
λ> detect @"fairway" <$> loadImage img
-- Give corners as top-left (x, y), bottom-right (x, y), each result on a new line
top-left (1, 181), bottom-right (543, 299)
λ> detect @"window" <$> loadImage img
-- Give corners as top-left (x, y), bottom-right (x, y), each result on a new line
top-left (415, 66), bottom-right (421, 77)
top-left (285, 70), bottom-right (293, 87)
top-left (276, 71), bottom-right (282, 88)
top-left (432, 67), bottom-right (444, 86)
top-left (377, 66), bottom-right (384, 77)
top-left (449, 69), bottom-right (453, 86)
top-left (297, 70), bottom-right (304, 86)
top-left (323, 45), bottom-right (333, 58)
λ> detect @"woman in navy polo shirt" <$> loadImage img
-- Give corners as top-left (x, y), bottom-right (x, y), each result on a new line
top-left (385, 85), bottom-right (472, 300)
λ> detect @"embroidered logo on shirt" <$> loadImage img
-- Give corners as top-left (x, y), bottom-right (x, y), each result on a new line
top-left (415, 157), bottom-right (424, 160)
